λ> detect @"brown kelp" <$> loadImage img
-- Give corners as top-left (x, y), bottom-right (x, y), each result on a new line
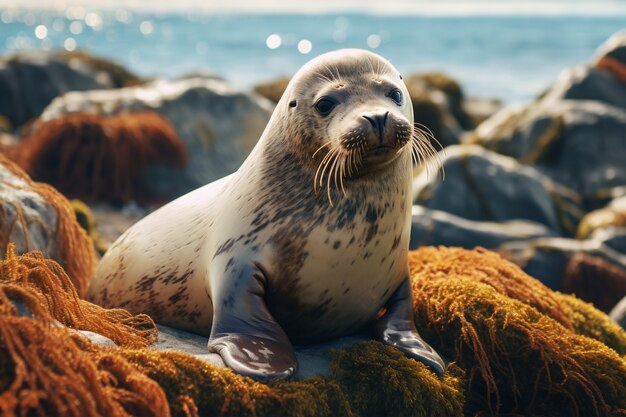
top-left (17, 111), bottom-right (187, 204)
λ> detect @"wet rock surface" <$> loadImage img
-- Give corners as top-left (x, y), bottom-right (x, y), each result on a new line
top-left (39, 77), bottom-right (274, 198)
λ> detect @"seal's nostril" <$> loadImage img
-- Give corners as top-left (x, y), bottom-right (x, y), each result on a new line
top-left (382, 111), bottom-right (389, 127)
top-left (363, 115), bottom-right (376, 130)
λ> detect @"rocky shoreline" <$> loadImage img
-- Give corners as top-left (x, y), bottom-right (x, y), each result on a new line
top-left (0, 29), bottom-right (626, 417)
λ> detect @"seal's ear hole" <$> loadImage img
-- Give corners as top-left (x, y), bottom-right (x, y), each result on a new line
top-left (289, 100), bottom-right (297, 108)
top-left (399, 74), bottom-right (403, 80)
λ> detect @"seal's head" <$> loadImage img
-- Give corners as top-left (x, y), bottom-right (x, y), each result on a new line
top-left (275, 49), bottom-right (437, 203)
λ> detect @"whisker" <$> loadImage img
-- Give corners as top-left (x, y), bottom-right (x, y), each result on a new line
top-left (314, 146), bottom-right (337, 194)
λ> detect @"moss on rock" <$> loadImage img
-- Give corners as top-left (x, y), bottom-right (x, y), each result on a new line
top-left (555, 291), bottom-right (626, 355)
top-left (410, 246), bottom-right (626, 416)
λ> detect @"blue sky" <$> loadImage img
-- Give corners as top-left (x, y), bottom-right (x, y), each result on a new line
top-left (3, 0), bottom-right (626, 15)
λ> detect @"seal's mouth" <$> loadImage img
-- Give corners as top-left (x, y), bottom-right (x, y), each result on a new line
top-left (367, 145), bottom-right (398, 156)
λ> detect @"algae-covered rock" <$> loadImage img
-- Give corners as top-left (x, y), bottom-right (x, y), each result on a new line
top-left (40, 77), bottom-right (273, 199)
top-left (4, 244), bottom-right (626, 417)
top-left (409, 246), bottom-right (626, 416)
top-left (0, 154), bottom-right (95, 296)
top-left (17, 111), bottom-right (187, 204)
top-left (555, 292), bottom-right (626, 354)
top-left (0, 51), bottom-right (115, 129)
top-left (410, 205), bottom-right (557, 250)
top-left (413, 145), bottom-right (583, 236)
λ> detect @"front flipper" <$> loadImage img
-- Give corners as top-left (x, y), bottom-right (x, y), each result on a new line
top-left (207, 263), bottom-right (296, 381)
top-left (372, 277), bottom-right (447, 376)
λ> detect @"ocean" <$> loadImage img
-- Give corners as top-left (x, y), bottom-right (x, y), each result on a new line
top-left (1, 8), bottom-right (625, 103)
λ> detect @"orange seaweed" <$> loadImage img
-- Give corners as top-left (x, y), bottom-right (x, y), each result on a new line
top-left (16, 111), bottom-right (187, 204)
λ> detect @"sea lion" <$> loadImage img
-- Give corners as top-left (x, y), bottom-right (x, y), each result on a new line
top-left (88, 49), bottom-right (447, 380)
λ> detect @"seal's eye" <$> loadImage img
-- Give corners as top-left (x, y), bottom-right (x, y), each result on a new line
top-left (388, 89), bottom-right (403, 105)
top-left (315, 97), bottom-right (338, 116)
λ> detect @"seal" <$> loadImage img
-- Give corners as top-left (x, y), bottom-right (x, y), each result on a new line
top-left (88, 49), bottom-right (447, 380)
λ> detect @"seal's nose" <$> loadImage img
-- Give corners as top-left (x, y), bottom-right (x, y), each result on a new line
top-left (362, 111), bottom-right (389, 143)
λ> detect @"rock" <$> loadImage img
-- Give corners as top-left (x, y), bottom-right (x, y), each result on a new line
top-left (463, 97), bottom-right (503, 127)
top-left (498, 237), bottom-right (626, 290)
top-left (473, 100), bottom-right (626, 202)
top-left (16, 111), bottom-right (187, 204)
top-left (81, 323), bottom-right (368, 379)
top-left (589, 227), bottom-right (626, 255)
top-left (594, 30), bottom-right (626, 83)
top-left (0, 154), bottom-right (95, 296)
top-left (413, 145), bottom-right (583, 236)
top-left (577, 196), bottom-right (626, 238)
top-left (408, 72), bottom-right (473, 130)
top-left (561, 252), bottom-right (626, 312)
top-left (409, 205), bottom-right (557, 250)
top-left (39, 77), bottom-right (274, 199)
top-left (609, 295), bottom-right (626, 328)
top-left (54, 50), bottom-right (143, 89)
top-left (0, 51), bottom-right (116, 129)
top-left (405, 74), bottom-right (462, 148)
top-left (253, 76), bottom-right (289, 103)
top-left (541, 66), bottom-right (626, 110)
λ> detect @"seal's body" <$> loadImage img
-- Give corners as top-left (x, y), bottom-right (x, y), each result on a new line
top-left (89, 49), bottom-right (446, 379)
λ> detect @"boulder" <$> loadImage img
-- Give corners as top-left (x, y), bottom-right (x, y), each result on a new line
top-left (38, 77), bottom-right (274, 199)
top-left (578, 196), bottom-right (626, 238)
top-left (253, 76), bottom-right (289, 103)
top-left (410, 205), bottom-right (557, 250)
top-left (473, 100), bottom-right (626, 202)
top-left (594, 30), bottom-right (626, 83)
top-left (561, 252), bottom-right (626, 313)
top-left (0, 154), bottom-right (95, 296)
top-left (413, 145), bottom-right (583, 236)
top-left (589, 227), bottom-right (626, 255)
top-left (0, 51), bottom-right (118, 129)
top-left (541, 65), bottom-right (626, 110)
top-left (498, 237), bottom-right (626, 290)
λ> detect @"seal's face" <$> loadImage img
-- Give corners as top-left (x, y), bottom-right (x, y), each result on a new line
top-left (283, 49), bottom-right (436, 202)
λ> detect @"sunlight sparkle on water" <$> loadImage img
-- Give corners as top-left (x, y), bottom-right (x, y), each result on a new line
top-left (70, 20), bottom-right (83, 35)
top-left (367, 34), bottom-right (381, 48)
top-left (297, 39), bottom-right (312, 54)
top-left (64, 37), bottom-right (77, 51)
top-left (140, 20), bottom-right (154, 35)
top-left (34, 25), bottom-right (48, 40)
top-left (266, 34), bottom-right (282, 49)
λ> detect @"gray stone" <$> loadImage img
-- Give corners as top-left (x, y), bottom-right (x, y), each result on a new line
top-left (410, 205), bottom-right (557, 250)
top-left (0, 51), bottom-right (113, 128)
top-left (498, 237), bottom-right (626, 289)
top-left (541, 66), bottom-right (626, 110)
top-left (412, 145), bottom-right (583, 236)
top-left (40, 77), bottom-right (274, 198)
top-left (81, 323), bottom-right (367, 379)
top-left (609, 294), bottom-right (626, 329)
top-left (590, 227), bottom-right (626, 254)
top-left (475, 100), bottom-right (626, 202)
top-left (0, 160), bottom-right (60, 260)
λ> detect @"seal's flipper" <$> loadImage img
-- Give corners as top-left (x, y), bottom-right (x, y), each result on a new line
top-left (207, 264), bottom-right (296, 380)
top-left (372, 277), bottom-right (447, 376)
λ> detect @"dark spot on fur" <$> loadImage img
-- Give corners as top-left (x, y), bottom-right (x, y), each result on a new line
top-left (214, 238), bottom-right (235, 258)
top-left (333, 240), bottom-right (341, 249)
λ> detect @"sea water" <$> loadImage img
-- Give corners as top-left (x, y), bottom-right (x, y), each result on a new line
top-left (1, 9), bottom-right (625, 103)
